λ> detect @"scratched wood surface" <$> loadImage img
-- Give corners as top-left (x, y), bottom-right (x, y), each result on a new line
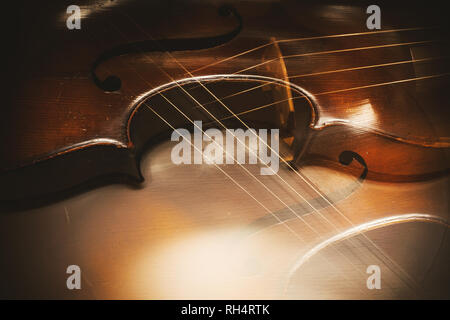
top-left (0, 141), bottom-right (448, 298)
top-left (0, 0), bottom-right (449, 299)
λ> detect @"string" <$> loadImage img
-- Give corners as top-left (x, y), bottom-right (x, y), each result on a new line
top-left (118, 18), bottom-right (428, 290)
top-left (190, 26), bottom-right (436, 74)
top-left (144, 102), bottom-right (370, 296)
top-left (209, 72), bottom-right (450, 127)
top-left (102, 15), bottom-right (430, 291)
top-left (233, 40), bottom-right (436, 74)
top-left (96, 21), bottom-right (380, 289)
top-left (114, 12), bottom-right (430, 290)
top-left (82, 20), bottom-right (373, 289)
top-left (184, 38), bottom-right (442, 93)
top-left (198, 56), bottom-right (449, 110)
top-left (115, 15), bottom-right (394, 266)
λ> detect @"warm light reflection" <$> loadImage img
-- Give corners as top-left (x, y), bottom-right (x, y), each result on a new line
top-left (318, 99), bottom-right (377, 128)
top-left (345, 99), bottom-right (376, 126)
top-left (58, 0), bottom-right (128, 22)
top-left (136, 229), bottom-right (246, 299)
top-left (134, 227), bottom-right (303, 299)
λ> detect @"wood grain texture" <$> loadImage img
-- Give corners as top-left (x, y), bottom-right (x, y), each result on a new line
top-left (0, 0), bottom-right (448, 299)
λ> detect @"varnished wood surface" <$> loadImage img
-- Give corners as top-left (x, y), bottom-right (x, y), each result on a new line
top-left (0, 141), bottom-right (448, 298)
top-left (0, 0), bottom-right (449, 299)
